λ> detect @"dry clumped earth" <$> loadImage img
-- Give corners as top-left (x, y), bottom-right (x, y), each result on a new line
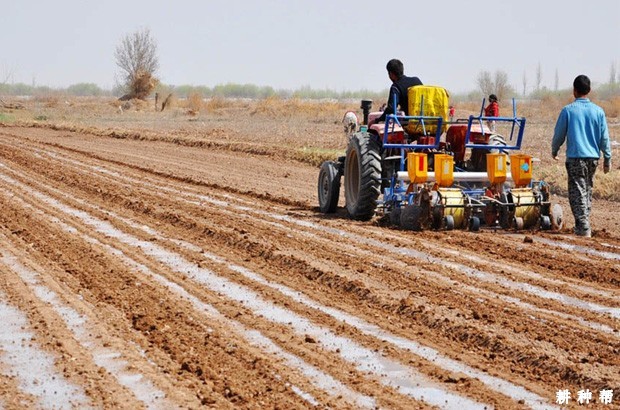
top-left (0, 96), bottom-right (619, 409)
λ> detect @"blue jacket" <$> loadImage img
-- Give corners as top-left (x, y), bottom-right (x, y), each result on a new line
top-left (552, 98), bottom-right (611, 165)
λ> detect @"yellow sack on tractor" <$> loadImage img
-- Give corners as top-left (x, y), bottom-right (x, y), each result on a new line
top-left (405, 85), bottom-right (449, 136)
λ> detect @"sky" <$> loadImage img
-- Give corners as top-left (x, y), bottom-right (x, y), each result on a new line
top-left (1, 0), bottom-right (619, 94)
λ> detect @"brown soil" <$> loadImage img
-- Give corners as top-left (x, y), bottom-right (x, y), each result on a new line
top-left (0, 114), bottom-right (618, 409)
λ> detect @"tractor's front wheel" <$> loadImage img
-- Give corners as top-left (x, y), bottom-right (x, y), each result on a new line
top-left (344, 132), bottom-right (381, 220)
top-left (318, 160), bottom-right (341, 213)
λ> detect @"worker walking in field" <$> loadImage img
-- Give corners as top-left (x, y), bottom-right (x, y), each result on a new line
top-left (484, 94), bottom-right (499, 132)
top-left (552, 74), bottom-right (611, 238)
top-left (374, 59), bottom-right (423, 124)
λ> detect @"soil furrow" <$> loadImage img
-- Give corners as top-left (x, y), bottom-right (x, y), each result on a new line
top-left (0, 151), bottom-right (487, 409)
top-left (0, 139), bottom-right (600, 406)
top-left (1, 126), bottom-right (618, 408)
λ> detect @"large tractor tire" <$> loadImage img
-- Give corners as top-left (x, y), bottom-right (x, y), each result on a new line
top-left (344, 132), bottom-right (381, 220)
top-left (317, 160), bottom-right (341, 213)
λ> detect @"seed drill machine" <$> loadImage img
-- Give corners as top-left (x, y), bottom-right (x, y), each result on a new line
top-left (318, 86), bottom-right (564, 231)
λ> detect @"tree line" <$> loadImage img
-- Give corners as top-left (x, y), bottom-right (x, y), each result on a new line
top-left (0, 81), bottom-right (388, 100)
top-left (2, 79), bottom-right (618, 102)
top-left (475, 62), bottom-right (620, 103)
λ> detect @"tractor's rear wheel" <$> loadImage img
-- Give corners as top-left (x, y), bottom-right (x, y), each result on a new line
top-left (318, 161), bottom-right (341, 213)
top-left (344, 132), bottom-right (381, 220)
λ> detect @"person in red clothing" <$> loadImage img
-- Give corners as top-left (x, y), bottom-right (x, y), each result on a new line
top-left (484, 94), bottom-right (499, 132)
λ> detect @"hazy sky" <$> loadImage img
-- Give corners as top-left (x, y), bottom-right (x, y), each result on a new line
top-left (1, 0), bottom-right (619, 94)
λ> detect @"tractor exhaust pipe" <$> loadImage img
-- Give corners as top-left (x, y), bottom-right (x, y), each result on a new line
top-left (360, 100), bottom-right (373, 125)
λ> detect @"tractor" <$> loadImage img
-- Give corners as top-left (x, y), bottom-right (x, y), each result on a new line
top-left (317, 85), bottom-right (564, 232)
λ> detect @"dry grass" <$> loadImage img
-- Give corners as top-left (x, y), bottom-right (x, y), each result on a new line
top-left (125, 70), bottom-right (158, 100)
top-left (1, 94), bottom-right (618, 199)
top-left (204, 97), bottom-right (237, 112)
top-left (33, 96), bottom-right (60, 108)
top-left (455, 94), bottom-right (620, 122)
top-left (187, 93), bottom-right (204, 113)
top-left (537, 163), bottom-right (620, 201)
top-left (599, 97), bottom-right (620, 118)
top-left (251, 96), bottom-right (346, 121)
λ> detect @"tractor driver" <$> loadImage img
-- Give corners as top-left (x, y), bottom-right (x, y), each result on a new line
top-left (374, 59), bottom-right (423, 124)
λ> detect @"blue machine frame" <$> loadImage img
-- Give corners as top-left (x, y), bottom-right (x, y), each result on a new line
top-left (465, 98), bottom-right (526, 150)
top-left (378, 96), bottom-right (528, 209)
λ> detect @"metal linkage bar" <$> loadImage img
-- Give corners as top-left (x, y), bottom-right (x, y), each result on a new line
top-left (395, 171), bottom-right (515, 183)
top-left (466, 98), bottom-right (526, 150)
top-left (382, 114), bottom-right (444, 150)
top-left (380, 92), bottom-right (444, 150)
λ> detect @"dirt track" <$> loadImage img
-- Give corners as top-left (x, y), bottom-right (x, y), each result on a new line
top-left (0, 125), bottom-right (619, 409)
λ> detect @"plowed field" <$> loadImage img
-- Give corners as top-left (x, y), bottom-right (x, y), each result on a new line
top-left (0, 121), bottom-right (619, 409)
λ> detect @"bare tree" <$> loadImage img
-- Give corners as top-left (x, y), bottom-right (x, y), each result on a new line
top-left (554, 68), bottom-right (559, 91)
top-left (0, 67), bottom-right (24, 108)
top-left (522, 70), bottom-right (527, 97)
top-left (0, 66), bottom-right (14, 85)
top-left (476, 70), bottom-right (493, 97)
top-left (493, 70), bottom-right (512, 101)
top-left (610, 62), bottom-right (617, 85)
top-left (535, 62), bottom-right (542, 92)
top-left (0, 66), bottom-right (23, 109)
top-left (115, 28), bottom-right (159, 100)
top-left (477, 70), bottom-right (514, 101)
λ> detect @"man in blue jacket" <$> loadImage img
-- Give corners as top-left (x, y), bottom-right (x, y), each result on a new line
top-left (552, 74), bottom-right (611, 237)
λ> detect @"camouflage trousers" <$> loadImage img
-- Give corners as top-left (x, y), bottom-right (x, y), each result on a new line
top-left (565, 158), bottom-right (598, 234)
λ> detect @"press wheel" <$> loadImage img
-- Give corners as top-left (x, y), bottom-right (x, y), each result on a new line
top-left (444, 215), bottom-right (455, 230)
top-left (469, 216), bottom-right (480, 232)
top-left (540, 215), bottom-right (551, 230)
top-left (550, 204), bottom-right (564, 230)
top-left (513, 216), bottom-right (524, 230)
